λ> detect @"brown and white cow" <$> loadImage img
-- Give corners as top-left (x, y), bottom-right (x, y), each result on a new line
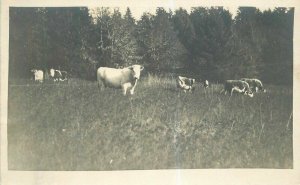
top-left (202, 79), bottom-right (209, 88)
top-left (97, 65), bottom-right (144, 95)
top-left (176, 76), bottom-right (195, 93)
top-left (222, 80), bottom-right (253, 97)
top-left (241, 78), bottom-right (266, 93)
top-left (49, 69), bottom-right (68, 82)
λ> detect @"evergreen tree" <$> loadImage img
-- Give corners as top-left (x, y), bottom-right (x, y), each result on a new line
top-left (136, 8), bottom-right (185, 72)
top-left (260, 8), bottom-right (294, 84)
top-left (190, 7), bottom-right (235, 80)
top-left (136, 12), bottom-right (154, 67)
top-left (172, 8), bottom-right (196, 70)
top-left (234, 7), bottom-right (263, 79)
top-left (10, 8), bottom-right (48, 78)
top-left (93, 7), bottom-right (112, 68)
top-left (109, 8), bottom-right (139, 67)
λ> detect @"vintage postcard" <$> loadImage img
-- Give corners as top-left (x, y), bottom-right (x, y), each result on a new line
top-left (1, 0), bottom-right (300, 184)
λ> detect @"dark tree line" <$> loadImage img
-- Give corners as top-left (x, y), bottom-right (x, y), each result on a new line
top-left (9, 7), bottom-right (294, 84)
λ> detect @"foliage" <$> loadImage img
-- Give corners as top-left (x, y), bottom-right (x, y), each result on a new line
top-left (9, 7), bottom-right (294, 84)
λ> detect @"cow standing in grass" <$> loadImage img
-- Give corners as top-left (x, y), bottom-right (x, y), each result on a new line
top-left (202, 79), bottom-right (209, 88)
top-left (50, 69), bottom-right (68, 82)
top-left (241, 78), bottom-right (266, 93)
top-left (222, 80), bottom-right (253, 97)
top-left (176, 76), bottom-right (195, 93)
top-left (31, 69), bottom-right (44, 83)
top-left (97, 65), bottom-right (144, 95)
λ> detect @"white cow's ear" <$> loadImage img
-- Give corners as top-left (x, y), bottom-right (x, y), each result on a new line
top-left (140, 66), bottom-right (144, 71)
top-left (128, 66), bottom-right (133, 70)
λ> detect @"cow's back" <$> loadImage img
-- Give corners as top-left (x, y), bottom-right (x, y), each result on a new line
top-left (241, 81), bottom-right (250, 90)
top-left (241, 78), bottom-right (259, 87)
top-left (225, 80), bottom-right (247, 90)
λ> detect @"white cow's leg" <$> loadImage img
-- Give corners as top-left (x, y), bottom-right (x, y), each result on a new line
top-left (122, 85), bottom-right (127, 95)
top-left (130, 80), bottom-right (138, 95)
top-left (98, 81), bottom-right (105, 92)
top-left (123, 83), bottom-right (132, 95)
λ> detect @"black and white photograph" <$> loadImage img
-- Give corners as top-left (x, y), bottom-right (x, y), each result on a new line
top-left (1, 0), bottom-right (300, 184)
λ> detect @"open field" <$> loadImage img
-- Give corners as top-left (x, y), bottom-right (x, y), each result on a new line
top-left (7, 75), bottom-right (293, 170)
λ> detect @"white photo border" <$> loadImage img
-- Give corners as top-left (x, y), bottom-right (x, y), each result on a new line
top-left (1, 0), bottom-right (300, 185)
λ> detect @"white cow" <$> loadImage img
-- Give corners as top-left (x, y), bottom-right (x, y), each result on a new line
top-left (241, 78), bottom-right (266, 93)
top-left (176, 76), bottom-right (195, 93)
top-left (49, 68), bottom-right (68, 82)
top-left (222, 80), bottom-right (253, 97)
top-left (97, 65), bottom-right (144, 95)
top-left (31, 69), bottom-right (44, 83)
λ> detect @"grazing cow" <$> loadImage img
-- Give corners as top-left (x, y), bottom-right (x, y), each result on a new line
top-left (49, 69), bottom-right (68, 82)
top-left (97, 65), bottom-right (144, 95)
top-left (31, 69), bottom-right (44, 83)
top-left (203, 79), bottom-right (209, 88)
top-left (241, 78), bottom-right (266, 93)
top-left (222, 80), bottom-right (253, 97)
top-left (176, 76), bottom-right (195, 93)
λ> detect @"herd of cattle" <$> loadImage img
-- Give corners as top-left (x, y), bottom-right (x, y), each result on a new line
top-left (31, 68), bottom-right (68, 83)
top-left (31, 64), bottom-right (266, 97)
top-left (31, 68), bottom-right (68, 82)
top-left (175, 75), bottom-right (266, 97)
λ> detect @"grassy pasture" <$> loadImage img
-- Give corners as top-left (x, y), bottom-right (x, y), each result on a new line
top-left (8, 75), bottom-right (293, 170)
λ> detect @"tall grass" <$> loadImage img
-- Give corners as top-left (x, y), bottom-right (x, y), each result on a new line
top-left (7, 75), bottom-right (293, 170)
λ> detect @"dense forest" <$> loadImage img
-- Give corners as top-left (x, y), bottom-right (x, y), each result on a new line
top-left (9, 7), bottom-right (294, 84)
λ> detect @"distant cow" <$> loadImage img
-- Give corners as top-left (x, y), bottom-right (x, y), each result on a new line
top-left (31, 69), bottom-right (44, 83)
top-left (49, 69), bottom-right (68, 82)
top-left (176, 76), bottom-right (195, 93)
top-left (222, 80), bottom-right (253, 97)
top-left (202, 79), bottom-right (209, 88)
top-left (241, 78), bottom-right (266, 93)
top-left (97, 65), bottom-right (144, 95)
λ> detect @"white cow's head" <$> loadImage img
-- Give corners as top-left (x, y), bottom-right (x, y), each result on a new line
top-left (129, 65), bottom-right (144, 79)
top-left (31, 69), bottom-right (37, 73)
top-left (243, 88), bottom-right (254, 98)
top-left (258, 84), bottom-right (267, 93)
